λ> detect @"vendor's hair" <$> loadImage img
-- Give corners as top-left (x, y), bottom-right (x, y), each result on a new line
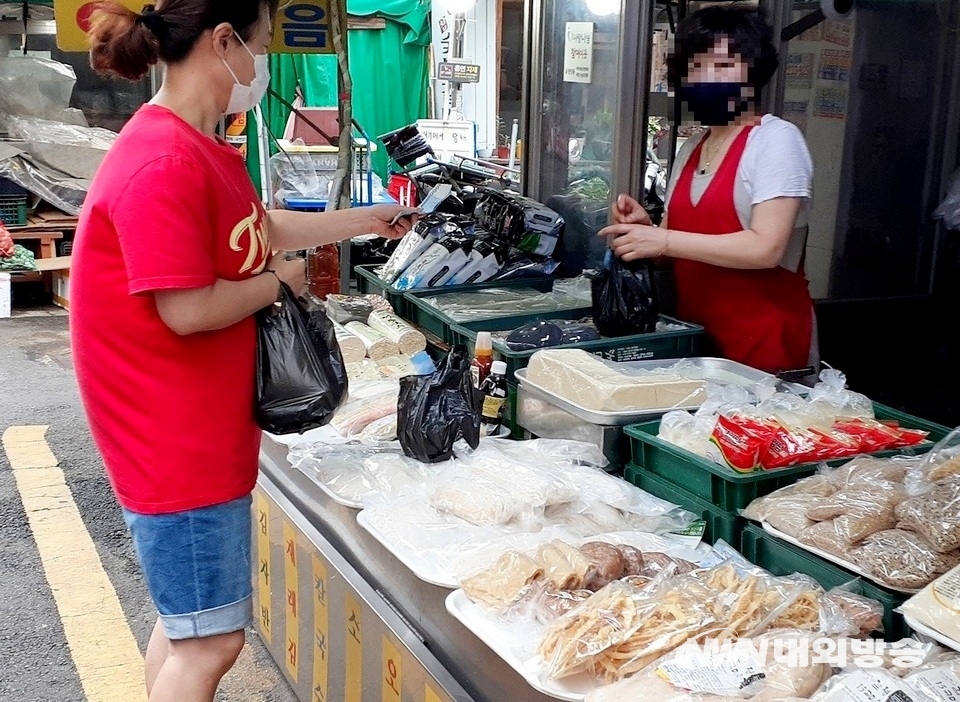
top-left (667, 5), bottom-right (779, 91)
top-left (89, 0), bottom-right (279, 81)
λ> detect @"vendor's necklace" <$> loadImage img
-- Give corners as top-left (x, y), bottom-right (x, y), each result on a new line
top-left (699, 129), bottom-right (737, 175)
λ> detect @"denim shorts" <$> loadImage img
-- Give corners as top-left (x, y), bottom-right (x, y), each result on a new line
top-left (123, 494), bottom-right (253, 640)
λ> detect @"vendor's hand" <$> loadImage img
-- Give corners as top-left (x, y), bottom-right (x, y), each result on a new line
top-left (367, 204), bottom-right (419, 239)
top-left (612, 194), bottom-right (653, 227)
top-left (267, 251), bottom-right (307, 298)
top-left (599, 223), bottom-right (668, 263)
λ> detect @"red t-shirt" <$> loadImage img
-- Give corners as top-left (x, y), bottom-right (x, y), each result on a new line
top-left (71, 104), bottom-right (270, 515)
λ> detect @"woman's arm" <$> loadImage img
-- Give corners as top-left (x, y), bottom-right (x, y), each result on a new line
top-left (266, 204), bottom-right (416, 251)
top-left (600, 196), bottom-right (801, 270)
top-left (154, 252), bottom-right (306, 336)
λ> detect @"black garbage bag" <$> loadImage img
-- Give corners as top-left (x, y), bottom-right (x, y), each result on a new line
top-left (591, 251), bottom-right (659, 337)
top-left (255, 283), bottom-right (349, 434)
top-left (397, 345), bottom-right (481, 463)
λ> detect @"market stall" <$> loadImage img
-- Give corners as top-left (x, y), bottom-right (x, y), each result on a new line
top-left (254, 335), bottom-right (960, 701)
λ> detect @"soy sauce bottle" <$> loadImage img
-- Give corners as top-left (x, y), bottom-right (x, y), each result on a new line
top-left (479, 361), bottom-right (509, 437)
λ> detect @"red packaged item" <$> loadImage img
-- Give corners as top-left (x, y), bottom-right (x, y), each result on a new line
top-left (894, 428), bottom-right (929, 447)
top-left (760, 424), bottom-right (819, 469)
top-left (834, 418), bottom-right (904, 453)
top-left (807, 426), bottom-right (861, 461)
top-left (709, 413), bottom-right (770, 473)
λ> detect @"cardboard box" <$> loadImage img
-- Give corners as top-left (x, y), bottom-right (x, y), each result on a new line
top-left (53, 269), bottom-right (69, 310)
top-left (35, 256), bottom-right (71, 310)
top-left (0, 272), bottom-right (10, 318)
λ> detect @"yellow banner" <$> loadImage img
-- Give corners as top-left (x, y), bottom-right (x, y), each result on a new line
top-left (255, 493), bottom-right (272, 644)
top-left (283, 521), bottom-right (300, 683)
top-left (345, 595), bottom-right (363, 702)
top-left (382, 636), bottom-right (402, 702)
top-left (53, 0), bottom-right (337, 54)
top-left (312, 555), bottom-right (329, 702)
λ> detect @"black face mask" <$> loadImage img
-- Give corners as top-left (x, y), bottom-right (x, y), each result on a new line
top-left (678, 82), bottom-right (750, 126)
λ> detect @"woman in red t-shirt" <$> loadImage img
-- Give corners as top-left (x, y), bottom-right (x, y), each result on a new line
top-left (71, 2), bottom-right (413, 700)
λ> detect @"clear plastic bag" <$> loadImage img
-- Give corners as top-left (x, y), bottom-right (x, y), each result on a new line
top-left (0, 57), bottom-right (82, 121)
top-left (808, 368), bottom-right (875, 421)
top-left (810, 668), bottom-right (923, 701)
top-left (904, 657), bottom-right (960, 699)
top-left (586, 630), bottom-right (831, 702)
top-left (896, 476), bottom-right (960, 554)
top-left (850, 529), bottom-right (960, 590)
top-left (820, 584), bottom-right (885, 637)
top-left (911, 426), bottom-right (960, 488)
top-left (329, 381), bottom-right (399, 437)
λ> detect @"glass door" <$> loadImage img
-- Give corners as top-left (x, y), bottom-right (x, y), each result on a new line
top-left (523, 0), bottom-right (655, 275)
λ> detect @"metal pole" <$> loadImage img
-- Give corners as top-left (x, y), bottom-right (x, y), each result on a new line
top-left (521, 0), bottom-right (545, 200)
top-left (611, 0), bottom-right (656, 202)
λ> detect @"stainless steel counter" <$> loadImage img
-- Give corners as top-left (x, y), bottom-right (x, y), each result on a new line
top-left (257, 434), bottom-right (558, 702)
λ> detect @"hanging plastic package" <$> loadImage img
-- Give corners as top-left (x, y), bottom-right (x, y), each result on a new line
top-left (255, 283), bottom-right (349, 434)
top-left (591, 250), bottom-right (659, 337)
top-left (397, 345), bottom-right (481, 463)
top-left (447, 237), bottom-right (505, 286)
top-left (378, 215), bottom-right (456, 284)
top-left (394, 233), bottom-right (473, 290)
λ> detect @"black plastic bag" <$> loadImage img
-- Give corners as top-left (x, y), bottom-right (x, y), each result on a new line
top-left (397, 345), bottom-right (481, 463)
top-left (255, 283), bottom-right (349, 434)
top-left (591, 251), bottom-right (659, 337)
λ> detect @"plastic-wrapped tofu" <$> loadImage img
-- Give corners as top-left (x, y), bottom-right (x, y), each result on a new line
top-left (525, 350), bottom-right (705, 412)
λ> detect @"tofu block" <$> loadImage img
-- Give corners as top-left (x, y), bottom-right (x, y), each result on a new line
top-left (525, 350), bottom-right (705, 412)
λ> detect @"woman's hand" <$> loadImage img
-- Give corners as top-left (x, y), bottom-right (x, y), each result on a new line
top-left (267, 252), bottom-right (307, 298)
top-left (367, 204), bottom-right (419, 239)
top-left (599, 223), bottom-right (669, 263)
top-left (612, 194), bottom-right (653, 226)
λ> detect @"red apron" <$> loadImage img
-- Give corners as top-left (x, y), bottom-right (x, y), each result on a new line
top-left (669, 127), bottom-right (813, 374)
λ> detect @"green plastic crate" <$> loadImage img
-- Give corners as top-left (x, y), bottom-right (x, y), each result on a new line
top-left (402, 278), bottom-right (559, 343)
top-left (740, 522), bottom-right (910, 640)
top-left (625, 465), bottom-right (744, 547)
top-left (355, 264), bottom-right (411, 316)
top-left (450, 315), bottom-right (704, 385)
top-left (0, 196), bottom-right (27, 227)
top-left (625, 404), bottom-right (950, 513)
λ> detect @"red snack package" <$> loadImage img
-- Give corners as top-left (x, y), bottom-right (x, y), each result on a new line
top-left (760, 424), bottom-right (819, 469)
top-left (834, 418), bottom-right (903, 453)
top-left (709, 413), bottom-right (770, 473)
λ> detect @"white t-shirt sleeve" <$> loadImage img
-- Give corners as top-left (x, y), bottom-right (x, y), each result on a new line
top-left (743, 119), bottom-right (813, 205)
top-left (665, 134), bottom-right (703, 211)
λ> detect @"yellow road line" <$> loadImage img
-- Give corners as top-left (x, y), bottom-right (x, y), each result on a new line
top-left (2, 426), bottom-right (146, 702)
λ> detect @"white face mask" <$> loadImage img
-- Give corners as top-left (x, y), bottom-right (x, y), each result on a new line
top-left (221, 33), bottom-right (269, 114)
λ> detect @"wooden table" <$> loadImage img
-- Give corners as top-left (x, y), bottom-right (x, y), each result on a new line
top-left (8, 212), bottom-right (77, 287)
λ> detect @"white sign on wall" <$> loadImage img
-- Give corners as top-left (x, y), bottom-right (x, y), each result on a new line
top-left (563, 22), bottom-right (594, 84)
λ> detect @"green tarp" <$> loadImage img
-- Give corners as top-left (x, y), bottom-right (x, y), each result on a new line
top-left (246, 0), bottom-right (431, 191)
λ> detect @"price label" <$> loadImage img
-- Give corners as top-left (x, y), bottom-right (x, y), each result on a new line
top-left (312, 556), bottom-right (329, 702)
top-left (256, 493), bottom-right (272, 643)
top-left (283, 521), bottom-right (299, 682)
top-left (382, 636), bottom-right (402, 702)
top-left (345, 595), bottom-right (363, 702)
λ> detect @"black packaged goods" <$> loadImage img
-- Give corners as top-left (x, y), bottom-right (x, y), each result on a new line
top-left (397, 345), bottom-right (481, 463)
top-left (256, 284), bottom-right (349, 434)
top-left (591, 252), bottom-right (659, 337)
top-left (505, 320), bottom-right (601, 351)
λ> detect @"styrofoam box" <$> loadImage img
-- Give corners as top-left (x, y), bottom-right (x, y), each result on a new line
top-left (0, 272), bottom-right (10, 318)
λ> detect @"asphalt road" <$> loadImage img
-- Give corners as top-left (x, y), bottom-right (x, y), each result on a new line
top-left (0, 310), bottom-right (297, 702)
